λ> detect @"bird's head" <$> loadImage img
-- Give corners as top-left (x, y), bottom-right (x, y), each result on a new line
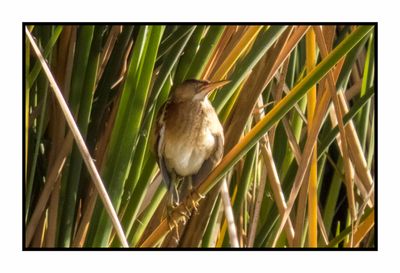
top-left (171, 79), bottom-right (230, 103)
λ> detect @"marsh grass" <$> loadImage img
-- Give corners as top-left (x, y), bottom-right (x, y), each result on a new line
top-left (25, 24), bottom-right (375, 248)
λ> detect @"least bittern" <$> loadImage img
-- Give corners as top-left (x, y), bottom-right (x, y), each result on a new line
top-left (152, 79), bottom-right (229, 209)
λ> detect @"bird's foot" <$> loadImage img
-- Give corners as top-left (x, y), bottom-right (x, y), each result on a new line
top-left (186, 190), bottom-right (205, 213)
top-left (166, 204), bottom-right (191, 241)
top-left (166, 205), bottom-right (180, 240)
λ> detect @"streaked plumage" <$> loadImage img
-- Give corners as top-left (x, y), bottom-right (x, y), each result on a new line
top-left (151, 79), bottom-right (228, 204)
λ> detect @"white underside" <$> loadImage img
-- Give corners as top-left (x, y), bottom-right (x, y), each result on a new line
top-left (164, 127), bottom-right (215, 176)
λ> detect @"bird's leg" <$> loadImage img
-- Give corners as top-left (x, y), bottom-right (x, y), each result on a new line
top-left (175, 177), bottom-right (191, 218)
top-left (185, 176), bottom-right (205, 213)
top-left (169, 172), bottom-right (179, 207)
top-left (166, 172), bottom-right (180, 237)
top-left (166, 174), bottom-right (191, 241)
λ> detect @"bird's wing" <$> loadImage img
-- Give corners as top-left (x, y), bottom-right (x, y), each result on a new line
top-left (149, 101), bottom-right (165, 155)
top-left (151, 102), bottom-right (173, 191)
top-left (156, 125), bottom-right (172, 187)
top-left (192, 131), bottom-right (224, 187)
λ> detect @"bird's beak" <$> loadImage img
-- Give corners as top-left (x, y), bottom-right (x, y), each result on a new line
top-left (200, 80), bottom-right (230, 96)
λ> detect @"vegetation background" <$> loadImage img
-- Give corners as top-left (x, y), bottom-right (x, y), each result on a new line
top-left (24, 24), bottom-right (375, 248)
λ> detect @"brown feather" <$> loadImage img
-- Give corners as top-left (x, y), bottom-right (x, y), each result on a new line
top-left (152, 79), bottom-right (226, 204)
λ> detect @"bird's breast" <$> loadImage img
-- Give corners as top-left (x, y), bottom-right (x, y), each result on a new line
top-left (163, 100), bottom-right (221, 176)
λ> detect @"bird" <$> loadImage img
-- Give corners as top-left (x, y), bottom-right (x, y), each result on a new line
top-left (151, 79), bottom-right (229, 208)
